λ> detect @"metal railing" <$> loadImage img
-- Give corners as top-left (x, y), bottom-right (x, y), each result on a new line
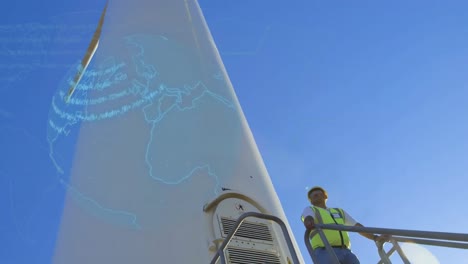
top-left (210, 212), bottom-right (301, 264)
top-left (304, 224), bottom-right (468, 263)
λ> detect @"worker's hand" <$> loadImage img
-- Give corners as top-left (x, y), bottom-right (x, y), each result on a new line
top-left (374, 234), bottom-right (391, 243)
top-left (304, 216), bottom-right (315, 230)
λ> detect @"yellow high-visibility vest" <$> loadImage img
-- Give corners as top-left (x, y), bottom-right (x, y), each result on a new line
top-left (302, 206), bottom-right (351, 249)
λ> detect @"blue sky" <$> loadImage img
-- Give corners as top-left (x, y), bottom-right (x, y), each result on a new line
top-left (1, 0), bottom-right (468, 263)
top-left (206, 0), bottom-right (468, 262)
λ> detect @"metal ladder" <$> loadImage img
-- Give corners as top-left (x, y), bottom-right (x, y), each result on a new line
top-left (210, 212), bottom-right (301, 264)
top-left (304, 223), bottom-right (468, 263)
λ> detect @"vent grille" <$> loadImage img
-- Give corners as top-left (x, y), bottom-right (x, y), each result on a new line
top-left (226, 247), bottom-right (281, 264)
top-left (221, 217), bottom-right (273, 242)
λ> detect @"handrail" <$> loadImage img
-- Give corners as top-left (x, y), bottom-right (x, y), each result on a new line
top-left (314, 224), bottom-right (468, 242)
top-left (210, 212), bottom-right (300, 264)
top-left (304, 224), bottom-right (468, 263)
top-left (391, 236), bottom-right (468, 249)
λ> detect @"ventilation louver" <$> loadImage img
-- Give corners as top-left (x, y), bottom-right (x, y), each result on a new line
top-left (226, 247), bottom-right (281, 264)
top-left (221, 217), bottom-right (273, 242)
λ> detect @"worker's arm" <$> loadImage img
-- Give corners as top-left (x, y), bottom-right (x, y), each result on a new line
top-left (355, 223), bottom-right (390, 242)
top-left (301, 207), bottom-right (315, 229)
top-left (343, 210), bottom-right (390, 242)
top-left (355, 223), bottom-right (375, 240)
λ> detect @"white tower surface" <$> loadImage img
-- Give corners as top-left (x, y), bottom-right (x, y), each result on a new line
top-left (51, 0), bottom-right (304, 263)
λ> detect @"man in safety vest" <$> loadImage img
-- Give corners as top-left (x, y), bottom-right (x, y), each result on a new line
top-left (302, 186), bottom-right (387, 264)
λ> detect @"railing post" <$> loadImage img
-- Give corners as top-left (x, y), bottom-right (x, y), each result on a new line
top-left (316, 227), bottom-right (341, 264)
top-left (219, 249), bottom-right (226, 264)
top-left (304, 228), bottom-right (341, 264)
top-left (305, 230), bottom-right (320, 264)
top-left (391, 240), bottom-right (410, 264)
top-left (376, 240), bottom-right (393, 264)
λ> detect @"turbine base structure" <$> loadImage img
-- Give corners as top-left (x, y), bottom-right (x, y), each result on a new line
top-left (50, 0), bottom-right (303, 263)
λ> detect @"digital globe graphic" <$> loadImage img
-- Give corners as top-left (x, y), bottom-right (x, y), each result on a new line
top-left (47, 34), bottom-right (242, 230)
